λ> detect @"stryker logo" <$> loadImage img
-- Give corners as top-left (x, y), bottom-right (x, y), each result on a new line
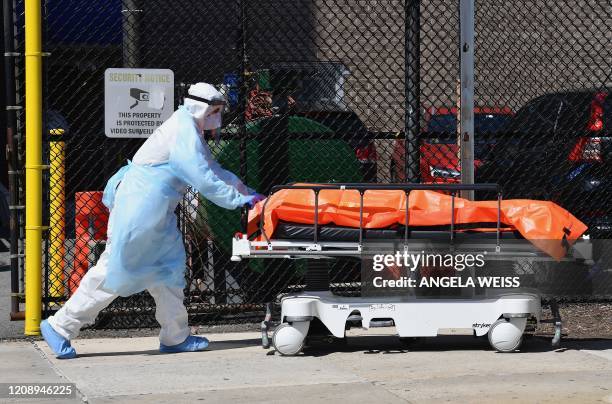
top-left (472, 323), bottom-right (491, 329)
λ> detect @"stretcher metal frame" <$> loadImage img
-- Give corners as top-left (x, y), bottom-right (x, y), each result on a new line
top-left (232, 183), bottom-right (582, 355)
top-left (234, 183), bottom-right (506, 259)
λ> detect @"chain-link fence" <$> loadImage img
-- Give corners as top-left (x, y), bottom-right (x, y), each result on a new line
top-left (5, 0), bottom-right (612, 328)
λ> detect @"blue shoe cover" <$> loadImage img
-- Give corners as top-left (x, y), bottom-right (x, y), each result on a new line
top-left (40, 320), bottom-right (77, 359)
top-left (159, 335), bottom-right (209, 353)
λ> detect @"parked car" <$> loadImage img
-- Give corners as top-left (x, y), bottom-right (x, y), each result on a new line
top-left (477, 89), bottom-right (611, 237)
top-left (390, 106), bottom-right (513, 182)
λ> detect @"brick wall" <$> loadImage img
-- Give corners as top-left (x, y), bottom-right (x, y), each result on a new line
top-left (138, 0), bottom-right (609, 133)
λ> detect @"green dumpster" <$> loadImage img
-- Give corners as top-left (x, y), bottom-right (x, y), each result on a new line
top-left (196, 115), bottom-right (364, 275)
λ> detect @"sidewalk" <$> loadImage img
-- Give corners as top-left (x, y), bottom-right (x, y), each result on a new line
top-left (1, 330), bottom-right (612, 403)
top-left (0, 252), bottom-right (22, 340)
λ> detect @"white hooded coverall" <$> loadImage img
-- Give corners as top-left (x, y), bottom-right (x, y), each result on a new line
top-left (48, 83), bottom-right (253, 346)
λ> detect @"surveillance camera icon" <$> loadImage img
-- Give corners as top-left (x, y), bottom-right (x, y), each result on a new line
top-left (130, 88), bottom-right (149, 109)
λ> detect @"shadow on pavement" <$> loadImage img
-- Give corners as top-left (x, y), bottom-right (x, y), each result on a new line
top-left (75, 349), bottom-right (162, 358)
top-left (73, 337), bottom-right (262, 358)
top-left (560, 338), bottom-right (612, 351)
top-left (297, 335), bottom-right (612, 357)
top-left (207, 337), bottom-right (262, 350)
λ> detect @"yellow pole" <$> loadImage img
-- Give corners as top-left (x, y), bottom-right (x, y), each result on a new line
top-left (24, 0), bottom-right (43, 335)
top-left (49, 129), bottom-right (65, 300)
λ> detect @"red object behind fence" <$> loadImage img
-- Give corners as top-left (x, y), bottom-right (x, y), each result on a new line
top-left (69, 191), bottom-right (109, 295)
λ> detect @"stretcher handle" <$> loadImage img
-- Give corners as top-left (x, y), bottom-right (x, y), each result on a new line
top-left (497, 191), bottom-right (502, 251)
top-left (451, 191), bottom-right (455, 245)
top-left (240, 205), bottom-right (249, 233)
top-left (314, 190), bottom-right (319, 244)
top-left (404, 191), bottom-right (410, 246)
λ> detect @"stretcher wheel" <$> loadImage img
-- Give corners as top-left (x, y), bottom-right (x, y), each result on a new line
top-left (273, 323), bottom-right (306, 356)
top-left (488, 318), bottom-right (524, 353)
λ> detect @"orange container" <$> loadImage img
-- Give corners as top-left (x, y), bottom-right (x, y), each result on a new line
top-left (69, 191), bottom-right (109, 295)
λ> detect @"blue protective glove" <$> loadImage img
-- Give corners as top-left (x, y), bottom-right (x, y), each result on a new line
top-left (246, 193), bottom-right (266, 209)
top-left (40, 320), bottom-right (77, 359)
top-left (159, 335), bottom-right (210, 353)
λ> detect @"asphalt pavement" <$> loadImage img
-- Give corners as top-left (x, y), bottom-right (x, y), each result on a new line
top-left (1, 329), bottom-right (611, 403)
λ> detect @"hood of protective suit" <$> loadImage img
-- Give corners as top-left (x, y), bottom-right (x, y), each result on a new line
top-left (184, 82), bottom-right (225, 132)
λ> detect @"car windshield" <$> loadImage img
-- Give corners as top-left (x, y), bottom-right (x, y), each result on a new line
top-left (426, 113), bottom-right (512, 136)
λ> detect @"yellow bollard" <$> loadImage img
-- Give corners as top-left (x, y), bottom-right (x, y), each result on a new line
top-left (24, 0), bottom-right (43, 335)
top-left (49, 129), bottom-right (65, 300)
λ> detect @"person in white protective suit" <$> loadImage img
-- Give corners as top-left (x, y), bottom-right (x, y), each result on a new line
top-left (41, 83), bottom-right (265, 359)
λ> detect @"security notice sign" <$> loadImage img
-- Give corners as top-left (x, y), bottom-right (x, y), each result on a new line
top-left (104, 68), bottom-right (174, 138)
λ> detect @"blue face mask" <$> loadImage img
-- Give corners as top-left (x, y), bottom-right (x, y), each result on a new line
top-left (203, 107), bottom-right (222, 145)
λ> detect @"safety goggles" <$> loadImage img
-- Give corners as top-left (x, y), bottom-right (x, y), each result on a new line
top-left (184, 94), bottom-right (226, 106)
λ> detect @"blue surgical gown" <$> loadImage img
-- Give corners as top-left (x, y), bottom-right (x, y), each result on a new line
top-left (100, 107), bottom-right (252, 296)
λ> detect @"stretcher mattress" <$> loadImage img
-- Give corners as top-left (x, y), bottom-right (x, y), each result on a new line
top-left (248, 186), bottom-right (588, 259)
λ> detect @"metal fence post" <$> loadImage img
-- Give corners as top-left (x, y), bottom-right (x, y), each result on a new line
top-left (404, 0), bottom-right (420, 183)
top-left (121, 0), bottom-right (142, 68)
top-left (4, 0), bottom-right (24, 321)
top-left (238, 0), bottom-right (248, 183)
top-left (24, 0), bottom-right (44, 335)
top-left (459, 0), bottom-right (475, 200)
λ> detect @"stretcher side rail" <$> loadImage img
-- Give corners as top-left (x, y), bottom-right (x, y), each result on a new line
top-left (256, 183), bottom-right (503, 252)
top-left (232, 237), bottom-right (580, 260)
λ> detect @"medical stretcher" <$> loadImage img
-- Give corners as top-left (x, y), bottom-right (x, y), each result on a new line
top-left (231, 183), bottom-right (591, 355)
